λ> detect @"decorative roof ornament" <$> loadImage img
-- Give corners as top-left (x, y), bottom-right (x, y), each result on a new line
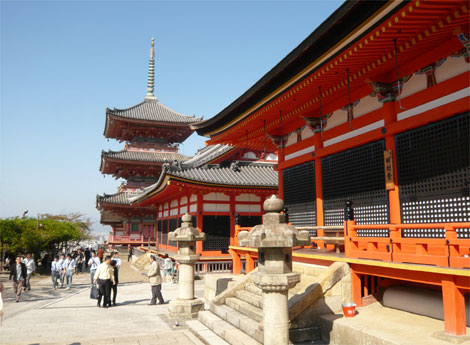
top-left (145, 38), bottom-right (157, 101)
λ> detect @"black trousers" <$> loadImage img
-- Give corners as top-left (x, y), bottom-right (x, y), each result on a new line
top-left (97, 279), bottom-right (112, 306)
top-left (151, 284), bottom-right (164, 304)
top-left (112, 283), bottom-right (117, 304)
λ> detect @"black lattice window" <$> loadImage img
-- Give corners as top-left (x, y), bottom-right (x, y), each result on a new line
top-left (396, 112), bottom-right (470, 224)
top-left (456, 228), bottom-right (470, 239)
top-left (168, 218), bottom-right (178, 247)
top-left (322, 140), bottom-right (389, 226)
top-left (356, 229), bottom-right (390, 237)
top-left (202, 215), bottom-right (230, 252)
top-left (161, 219), bottom-right (168, 245)
top-left (283, 161), bottom-right (317, 228)
top-left (401, 228), bottom-right (445, 238)
top-left (239, 216), bottom-right (262, 228)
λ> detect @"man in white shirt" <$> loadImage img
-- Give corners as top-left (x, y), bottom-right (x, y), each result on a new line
top-left (23, 253), bottom-right (35, 291)
top-left (58, 254), bottom-right (66, 288)
top-left (94, 256), bottom-right (115, 308)
top-left (50, 255), bottom-right (61, 289)
top-left (88, 251), bottom-right (101, 286)
top-left (63, 254), bottom-right (75, 290)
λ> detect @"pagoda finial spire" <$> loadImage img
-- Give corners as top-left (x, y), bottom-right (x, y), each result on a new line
top-left (145, 37), bottom-right (157, 100)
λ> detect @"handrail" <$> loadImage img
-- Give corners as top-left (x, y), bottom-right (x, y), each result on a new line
top-left (296, 226), bottom-right (343, 230)
top-left (347, 221), bottom-right (470, 268)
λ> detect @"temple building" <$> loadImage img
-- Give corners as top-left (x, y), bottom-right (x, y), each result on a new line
top-left (192, 0), bottom-right (470, 338)
top-left (97, 38), bottom-right (201, 246)
top-left (130, 143), bottom-right (278, 257)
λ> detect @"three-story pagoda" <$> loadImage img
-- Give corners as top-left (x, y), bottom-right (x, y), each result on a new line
top-left (97, 38), bottom-right (201, 247)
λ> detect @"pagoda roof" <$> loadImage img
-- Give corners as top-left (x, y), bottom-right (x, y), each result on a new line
top-left (101, 150), bottom-right (189, 164)
top-left (131, 162), bottom-right (278, 204)
top-left (106, 98), bottom-right (202, 125)
top-left (96, 192), bottom-right (132, 206)
top-left (182, 144), bottom-right (235, 168)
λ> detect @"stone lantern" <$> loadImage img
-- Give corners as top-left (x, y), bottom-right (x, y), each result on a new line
top-left (238, 195), bottom-right (310, 345)
top-left (167, 213), bottom-right (206, 319)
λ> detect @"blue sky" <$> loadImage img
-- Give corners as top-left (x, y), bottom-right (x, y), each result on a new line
top-left (0, 0), bottom-right (342, 234)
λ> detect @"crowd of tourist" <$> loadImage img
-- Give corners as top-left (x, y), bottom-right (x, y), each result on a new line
top-left (3, 246), bottom-right (173, 308)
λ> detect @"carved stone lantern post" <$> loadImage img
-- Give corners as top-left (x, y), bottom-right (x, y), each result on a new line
top-left (238, 195), bottom-right (310, 345)
top-left (167, 213), bottom-right (205, 319)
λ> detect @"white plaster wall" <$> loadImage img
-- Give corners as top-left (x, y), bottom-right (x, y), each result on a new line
top-left (190, 194), bottom-right (197, 202)
top-left (158, 212), bottom-right (162, 218)
top-left (203, 192), bottom-right (230, 201)
top-left (170, 199), bottom-right (178, 208)
top-left (301, 125), bottom-right (314, 140)
top-left (354, 95), bottom-right (382, 118)
top-left (190, 204), bottom-right (197, 213)
top-left (180, 206), bottom-right (187, 214)
top-left (181, 196), bottom-right (188, 204)
top-left (163, 210), bottom-right (169, 217)
top-left (235, 193), bottom-right (261, 202)
top-left (323, 109), bottom-right (346, 131)
top-left (285, 132), bottom-right (297, 147)
top-left (435, 56), bottom-right (469, 84)
top-left (164, 202), bottom-right (169, 210)
top-left (170, 209), bottom-right (178, 216)
top-left (401, 73), bottom-right (427, 99)
top-left (203, 203), bottom-right (230, 212)
top-left (235, 204), bottom-right (261, 213)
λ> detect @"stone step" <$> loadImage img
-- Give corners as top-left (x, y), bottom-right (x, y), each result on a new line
top-left (245, 283), bottom-right (263, 296)
top-left (198, 310), bottom-right (262, 345)
top-left (235, 290), bottom-right (263, 309)
top-left (186, 319), bottom-right (230, 345)
top-left (225, 297), bottom-right (264, 323)
top-left (210, 303), bottom-right (263, 343)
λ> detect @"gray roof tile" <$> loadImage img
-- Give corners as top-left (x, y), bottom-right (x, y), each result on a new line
top-left (107, 99), bottom-right (202, 124)
top-left (102, 150), bottom-right (189, 163)
top-left (182, 144), bottom-right (235, 168)
top-left (97, 192), bottom-right (132, 205)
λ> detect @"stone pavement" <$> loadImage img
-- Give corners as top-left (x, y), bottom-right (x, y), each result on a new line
top-left (0, 259), bottom-right (205, 345)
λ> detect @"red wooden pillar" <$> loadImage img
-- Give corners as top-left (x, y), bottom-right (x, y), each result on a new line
top-left (383, 101), bottom-right (401, 224)
top-left (230, 249), bottom-right (242, 274)
top-left (196, 193), bottom-right (204, 255)
top-left (246, 253), bottom-right (255, 273)
top-left (314, 132), bottom-right (324, 248)
top-left (350, 266), bottom-right (362, 307)
top-left (442, 277), bottom-right (467, 335)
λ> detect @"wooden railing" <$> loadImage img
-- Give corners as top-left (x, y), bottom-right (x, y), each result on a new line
top-left (109, 234), bottom-right (155, 243)
top-left (346, 221), bottom-right (470, 269)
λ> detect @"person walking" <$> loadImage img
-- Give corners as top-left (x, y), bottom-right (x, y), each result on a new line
top-left (8, 256), bottom-right (27, 302)
top-left (23, 253), bottom-right (35, 291)
top-left (74, 249), bottom-right (84, 275)
top-left (127, 245), bottom-right (133, 262)
top-left (88, 251), bottom-right (101, 286)
top-left (94, 255), bottom-right (114, 308)
top-left (112, 252), bottom-right (121, 269)
top-left (58, 254), bottom-right (66, 288)
top-left (162, 254), bottom-right (173, 283)
top-left (145, 255), bottom-right (164, 305)
top-left (97, 247), bottom-right (104, 262)
top-left (110, 260), bottom-right (119, 306)
top-left (63, 254), bottom-right (75, 290)
top-left (50, 255), bottom-right (61, 289)
top-left (84, 248), bottom-right (91, 271)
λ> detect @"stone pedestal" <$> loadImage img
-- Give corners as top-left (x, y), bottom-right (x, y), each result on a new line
top-left (238, 195), bottom-right (310, 345)
top-left (167, 214), bottom-right (205, 320)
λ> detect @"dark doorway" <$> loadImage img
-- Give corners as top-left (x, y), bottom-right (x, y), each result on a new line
top-left (239, 215), bottom-right (262, 228)
top-left (202, 215), bottom-right (230, 252)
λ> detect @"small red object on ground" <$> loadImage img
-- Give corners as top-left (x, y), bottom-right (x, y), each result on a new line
top-left (342, 302), bottom-right (356, 317)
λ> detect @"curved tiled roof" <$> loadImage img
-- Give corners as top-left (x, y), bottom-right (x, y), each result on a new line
top-left (102, 150), bottom-right (190, 163)
top-left (182, 144), bottom-right (235, 168)
top-left (172, 165), bottom-right (277, 187)
top-left (131, 163), bottom-right (278, 204)
top-left (107, 98), bottom-right (202, 124)
top-left (97, 192), bottom-right (131, 205)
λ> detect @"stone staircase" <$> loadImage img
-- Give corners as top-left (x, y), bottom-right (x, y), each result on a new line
top-left (188, 262), bottom-right (349, 344)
